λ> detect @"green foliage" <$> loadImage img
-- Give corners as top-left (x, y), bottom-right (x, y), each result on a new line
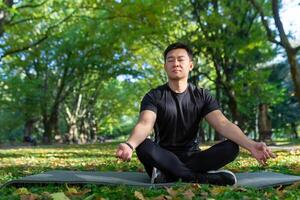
top-left (0, 0), bottom-right (299, 143)
top-left (96, 78), bottom-right (143, 136)
top-left (234, 68), bottom-right (286, 120)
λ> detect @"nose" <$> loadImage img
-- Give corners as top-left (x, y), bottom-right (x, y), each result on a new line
top-left (174, 59), bottom-right (180, 67)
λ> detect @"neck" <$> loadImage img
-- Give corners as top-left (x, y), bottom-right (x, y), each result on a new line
top-left (167, 80), bottom-right (188, 93)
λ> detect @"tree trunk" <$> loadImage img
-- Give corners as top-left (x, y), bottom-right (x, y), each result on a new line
top-left (291, 122), bottom-right (298, 139)
top-left (88, 112), bottom-right (98, 143)
top-left (65, 94), bottom-right (85, 144)
top-left (42, 106), bottom-right (60, 144)
top-left (42, 117), bottom-right (52, 144)
top-left (226, 88), bottom-right (246, 130)
top-left (287, 52), bottom-right (300, 104)
top-left (68, 123), bottom-right (78, 143)
top-left (24, 119), bottom-right (35, 138)
top-left (214, 75), bottom-right (225, 141)
top-left (23, 119), bottom-right (38, 145)
top-left (258, 104), bottom-right (272, 143)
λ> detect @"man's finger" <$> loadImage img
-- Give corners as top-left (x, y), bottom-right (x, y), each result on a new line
top-left (126, 156), bottom-right (131, 161)
top-left (258, 158), bottom-right (264, 166)
top-left (260, 158), bottom-right (266, 166)
top-left (116, 149), bottom-right (123, 158)
top-left (267, 148), bottom-right (276, 158)
top-left (122, 152), bottom-right (128, 159)
top-left (263, 150), bottom-right (270, 159)
top-left (257, 154), bottom-right (267, 166)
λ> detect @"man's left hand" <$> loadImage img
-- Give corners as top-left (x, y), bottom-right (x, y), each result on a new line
top-left (249, 142), bottom-right (276, 165)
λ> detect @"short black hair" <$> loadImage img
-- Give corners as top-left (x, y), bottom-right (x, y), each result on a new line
top-left (163, 42), bottom-right (193, 62)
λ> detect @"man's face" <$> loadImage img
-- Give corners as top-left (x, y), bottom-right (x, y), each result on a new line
top-left (164, 48), bottom-right (193, 81)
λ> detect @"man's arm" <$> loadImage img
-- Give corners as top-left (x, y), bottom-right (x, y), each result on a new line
top-left (116, 110), bottom-right (156, 161)
top-left (205, 110), bottom-right (275, 165)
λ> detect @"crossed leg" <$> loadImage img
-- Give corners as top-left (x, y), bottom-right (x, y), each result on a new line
top-left (136, 138), bottom-right (239, 182)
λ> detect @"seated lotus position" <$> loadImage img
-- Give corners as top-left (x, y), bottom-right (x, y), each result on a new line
top-left (116, 42), bottom-right (275, 185)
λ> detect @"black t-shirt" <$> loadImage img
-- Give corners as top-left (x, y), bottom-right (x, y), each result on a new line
top-left (140, 83), bottom-right (219, 151)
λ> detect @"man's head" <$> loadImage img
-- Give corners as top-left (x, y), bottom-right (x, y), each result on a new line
top-left (163, 42), bottom-right (194, 81)
top-left (163, 42), bottom-right (193, 63)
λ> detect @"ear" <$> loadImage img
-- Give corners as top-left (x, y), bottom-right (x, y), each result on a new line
top-left (189, 61), bottom-right (194, 71)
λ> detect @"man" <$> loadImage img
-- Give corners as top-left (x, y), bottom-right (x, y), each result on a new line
top-left (116, 42), bottom-right (275, 185)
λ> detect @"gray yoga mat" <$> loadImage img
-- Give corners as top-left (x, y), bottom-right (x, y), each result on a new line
top-left (1, 170), bottom-right (300, 189)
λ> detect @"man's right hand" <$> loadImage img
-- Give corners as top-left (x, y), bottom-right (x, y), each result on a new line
top-left (116, 143), bottom-right (133, 161)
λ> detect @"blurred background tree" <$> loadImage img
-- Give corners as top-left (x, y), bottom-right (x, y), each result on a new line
top-left (0, 0), bottom-right (298, 145)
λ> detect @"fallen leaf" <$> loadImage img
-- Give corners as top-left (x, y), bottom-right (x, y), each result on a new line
top-left (20, 194), bottom-right (40, 200)
top-left (191, 183), bottom-right (201, 189)
top-left (66, 188), bottom-right (91, 196)
top-left (233, 187), bottom-right (248, 192)
top-left (275, 190), bottom-right (285, 199)
top-left (165, 187), bottom-right (177, 197)
top-left (183, 189), bottom-right (195, 200)
top-left (51, 192), bottom-right (70, 200)
top-left (16, 187), bottom-right (30, 195)
top-left (41, 192), bottom-right (52, 200)
top-left (210, 186), bottom-right (227, 196)
top-left (153, 195), bottom-right (172, 200)
top-left (276, 185), bottom-right (283, 192)
top-left (134, 191), bottom-right (146, 200)
top-left (65, 185), bottom-right (78, 193)
top-left (264, 191), bottom-right (275, 199)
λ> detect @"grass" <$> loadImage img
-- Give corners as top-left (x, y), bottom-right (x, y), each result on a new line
top-left (0, 141), bottom-right (300, 199)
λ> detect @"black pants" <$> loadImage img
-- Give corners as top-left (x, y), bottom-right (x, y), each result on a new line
top-left (136, 138), bottom-right (239, 182)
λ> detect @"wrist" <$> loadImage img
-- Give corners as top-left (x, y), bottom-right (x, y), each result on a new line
top-left (124, 142), bottom-right (134, 151)
top-left (245, 140), bottom-right (256, 152)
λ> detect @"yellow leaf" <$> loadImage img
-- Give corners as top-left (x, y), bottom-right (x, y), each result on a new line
top-left (16, 187), bottom-right (30, 195)
top-left (210, 186), bottom-right (227, 196)
top-left (65, 187), bottom-right (91, 196)
top-left (275, 190), bottom-right (285, 199)
top-left (191, 183), bottom-right (201, 189)
top-left (134, 191), bottom-right (146, 200)
top-left (67, 187), bottom-right (78, 193)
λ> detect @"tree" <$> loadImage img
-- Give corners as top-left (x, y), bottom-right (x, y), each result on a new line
top-left (0, 0), bottom-right (181, 144)
top-left (249, 0), bottom-right (300, 106)
top-left (187, 0), bottom-right (276, 135)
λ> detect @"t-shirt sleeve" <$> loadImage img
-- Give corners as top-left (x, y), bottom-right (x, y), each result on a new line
top-left (200, 89), bottom-right (219, 118)
top-left (140, 91), bottom-right (157, 113)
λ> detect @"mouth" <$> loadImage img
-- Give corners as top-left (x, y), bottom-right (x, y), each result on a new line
top-left (172, 69), bottom-right (181, 73)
